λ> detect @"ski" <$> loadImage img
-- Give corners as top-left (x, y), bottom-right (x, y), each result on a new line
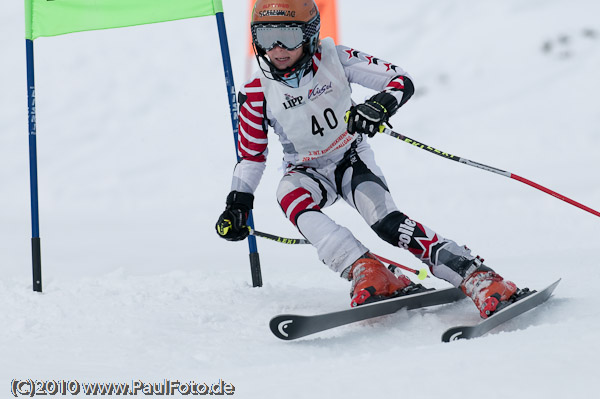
top-left (441, 278), bottom-right (561, 342)
top-left (270, 287), bottom-right (466, 340)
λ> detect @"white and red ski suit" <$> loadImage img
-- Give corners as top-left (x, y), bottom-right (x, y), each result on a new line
top-left (231, 38), bottom-right (475, 285)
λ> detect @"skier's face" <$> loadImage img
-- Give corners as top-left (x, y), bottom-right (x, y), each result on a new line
top-left (266, 45), bottom-right (304, 70)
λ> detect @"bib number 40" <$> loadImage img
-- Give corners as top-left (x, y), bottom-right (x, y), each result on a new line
top-left (312, 108), bottom-right (338, 136)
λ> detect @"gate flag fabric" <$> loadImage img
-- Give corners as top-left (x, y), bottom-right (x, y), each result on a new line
top-left (25, 0), bottom-right (223, 40)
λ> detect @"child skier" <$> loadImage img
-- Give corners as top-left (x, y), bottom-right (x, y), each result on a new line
top-left (216, 0), bottom-right (518, 318)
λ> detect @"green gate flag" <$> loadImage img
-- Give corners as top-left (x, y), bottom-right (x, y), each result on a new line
top-left (25, 0), bottom-right (224, 40)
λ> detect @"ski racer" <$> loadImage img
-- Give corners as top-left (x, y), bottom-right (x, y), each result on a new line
top-left (216, 0), bottom-right (518, 318)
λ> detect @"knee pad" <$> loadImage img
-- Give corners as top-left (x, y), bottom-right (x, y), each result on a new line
top-left (371, 211), bottom-right (413, 246)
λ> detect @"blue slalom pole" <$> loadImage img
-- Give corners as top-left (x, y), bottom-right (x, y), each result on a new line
top-left (25, 39), bottom-right (42, 292)
top-left (215, 12), bottom-right (262, 287)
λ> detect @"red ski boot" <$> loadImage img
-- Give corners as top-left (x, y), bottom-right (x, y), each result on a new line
top-left (460, 267), bottom-right (518, 318)
top-left (348, 254), bottom-right (413, 307)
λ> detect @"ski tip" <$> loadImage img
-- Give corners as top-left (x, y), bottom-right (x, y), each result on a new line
top-left (544, 278), bottom-right (562, 297)
top-left (441, 278), bottom-right (562, 343)
top-left (441, 326), bottom-right (472, 342)
top-left (269, 316), bottom-right (297, 341)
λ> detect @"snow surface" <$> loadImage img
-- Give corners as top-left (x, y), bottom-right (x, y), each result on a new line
top-left (1, 0), bottom-right (600, 398)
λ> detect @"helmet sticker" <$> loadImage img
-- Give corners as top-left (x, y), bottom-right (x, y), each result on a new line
top-left (258, 10), bottom-right (297, 18)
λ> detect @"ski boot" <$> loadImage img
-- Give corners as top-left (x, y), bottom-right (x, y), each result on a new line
top-left (347, 253), bottom-right (414, 307)
top-left (460, 265), bottom-right (518, 318)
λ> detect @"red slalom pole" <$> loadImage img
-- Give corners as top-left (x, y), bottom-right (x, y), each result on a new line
top-left (381, 127), bottom-right (600, 218)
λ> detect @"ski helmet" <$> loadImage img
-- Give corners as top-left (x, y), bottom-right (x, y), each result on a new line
top-left (251, 0), bottom-right (320, 87)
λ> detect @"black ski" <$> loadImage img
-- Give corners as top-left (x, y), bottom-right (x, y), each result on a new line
top-left (270, 287), bottom-right (466, 340)
top-left (441, 279), bottom-right (561, 342)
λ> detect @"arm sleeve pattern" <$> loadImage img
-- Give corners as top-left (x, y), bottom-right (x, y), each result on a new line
top-left (336, 44), bottom-right (415, 107)
top-left (231, 78), bottom-right (269, 194)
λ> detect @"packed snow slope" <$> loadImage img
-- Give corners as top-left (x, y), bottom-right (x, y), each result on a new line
top-left (1, 1), bottom-right (599, 398)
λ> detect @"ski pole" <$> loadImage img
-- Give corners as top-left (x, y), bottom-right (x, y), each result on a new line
top-left (378, 126), bottom-right (600, 218)
top-left (249, 228), bottom-right (429, 280)
top-left (369, 253), bottom-right (429, 280)
top-left (249, 228), bottom-right (310, 245)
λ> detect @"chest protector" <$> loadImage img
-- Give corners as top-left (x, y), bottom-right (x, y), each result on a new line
top-left (261, 38), bottom-right (356, 164)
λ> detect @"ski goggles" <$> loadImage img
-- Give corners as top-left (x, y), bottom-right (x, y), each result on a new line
top-left (252, 24), bottom-right (306, 51)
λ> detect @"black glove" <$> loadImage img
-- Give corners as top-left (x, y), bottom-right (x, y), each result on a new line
top-left (215, 191), bottom-right (254, 241)
top-left (346, 92), bottom-right (399, 137)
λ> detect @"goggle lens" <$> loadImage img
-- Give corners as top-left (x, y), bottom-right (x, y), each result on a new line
top-left (254, 25), bottom-right (304, 51)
